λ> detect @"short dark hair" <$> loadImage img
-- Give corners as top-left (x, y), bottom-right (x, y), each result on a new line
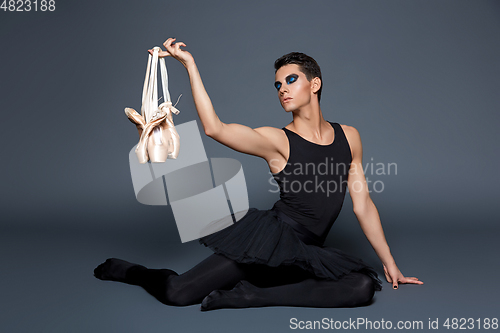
top-left (274, 52), bottom-right (322, 103)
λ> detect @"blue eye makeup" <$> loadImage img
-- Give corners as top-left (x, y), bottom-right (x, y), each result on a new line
top-left (275, 74), bottom-right (299, 90)
top-left (286, 74), bottom-right (298, 84)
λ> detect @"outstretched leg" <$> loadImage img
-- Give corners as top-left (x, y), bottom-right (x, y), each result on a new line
top-left (201, 270), bottom-right (375, 311)
top-left (94, 254), bottom-right (250, 306)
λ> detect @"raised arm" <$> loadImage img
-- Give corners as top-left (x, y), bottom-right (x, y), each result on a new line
top-left (343, 125), bottom-right (423, 289)
top-left (151, 38), bottom-right (280, 160)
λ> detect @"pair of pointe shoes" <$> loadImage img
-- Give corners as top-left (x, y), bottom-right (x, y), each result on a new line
top-left (125, 103), bottom-right (180, 164)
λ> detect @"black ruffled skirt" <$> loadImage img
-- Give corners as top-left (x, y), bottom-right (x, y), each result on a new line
top-left (199, 207), bottom-right (382, 291)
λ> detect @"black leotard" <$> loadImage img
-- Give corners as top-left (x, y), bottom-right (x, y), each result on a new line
top-left (272, 121), bottom-right (352, 244)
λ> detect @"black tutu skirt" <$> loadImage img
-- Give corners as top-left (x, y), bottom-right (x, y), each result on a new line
top-left (199, 207), bottom-right (382, 291)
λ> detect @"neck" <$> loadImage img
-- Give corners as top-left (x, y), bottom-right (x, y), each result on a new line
top-left (289, 100), bottom-right (329, 139)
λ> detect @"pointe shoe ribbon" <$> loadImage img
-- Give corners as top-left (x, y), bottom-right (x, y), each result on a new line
top-left (159, 101), bottom-right (180, 116)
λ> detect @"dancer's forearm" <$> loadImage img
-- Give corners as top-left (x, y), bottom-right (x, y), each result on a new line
top-left (185, 62), bottom-right (223, 136)
top-left (355, 200), bottom-right (395, 267)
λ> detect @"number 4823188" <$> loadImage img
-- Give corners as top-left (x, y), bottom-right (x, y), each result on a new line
top-left (1, 0), bottom-right (55, 11)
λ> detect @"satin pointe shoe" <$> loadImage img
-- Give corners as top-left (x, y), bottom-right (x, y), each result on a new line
top-left (135, 110), bottom-right (168, 164)
top-left (125, 107), bottom-right (146, 137)
top-left (146, 101), bottom-right (180, 162)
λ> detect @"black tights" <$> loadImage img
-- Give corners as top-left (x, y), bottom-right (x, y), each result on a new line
top-left (94, 254), bottom-right (375, 310)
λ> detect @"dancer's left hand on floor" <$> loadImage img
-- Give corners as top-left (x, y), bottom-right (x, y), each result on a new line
top-left (383, 263), bottom-right (424, 289)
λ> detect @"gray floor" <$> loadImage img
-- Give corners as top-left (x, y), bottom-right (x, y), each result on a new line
top-left (1, 206), bottom-right (498, 333)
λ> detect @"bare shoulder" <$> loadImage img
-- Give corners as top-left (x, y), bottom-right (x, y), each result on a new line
top-left (339, 124), bottom-right (362, 160)
top-left (254, 126), bottom-right (289, 155)
top-left (340, 124), bottom-right (360, 137)
top-left (254, 126), bottom-right (286, 143)
top-left (254, 126), bottom-right (289, 173)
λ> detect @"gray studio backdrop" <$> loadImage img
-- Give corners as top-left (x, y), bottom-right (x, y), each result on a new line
top-left (1, 0), bottom-right (498, 228)
top-left (1, 1), bottom-right (499, 333)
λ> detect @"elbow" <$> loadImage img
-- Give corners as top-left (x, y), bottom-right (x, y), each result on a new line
top-left (352, 204), bottom-right (365, 217)
top-left (352, 200), bottom-right (371, 217)
top-left (205, 127), bottom-right (218, 138)
top-left (204, 121), bottom-right (223, 137)
top-left (204, 125), bottom-right (215, 137)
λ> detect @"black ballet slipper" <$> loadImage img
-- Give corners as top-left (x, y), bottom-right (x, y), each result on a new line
top-left (200, 280), bottom-right (261, 311)
top-left (93, 258), bottom-right (146, 284)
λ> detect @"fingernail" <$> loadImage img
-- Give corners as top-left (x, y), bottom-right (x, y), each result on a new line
top-left (393, 285), bottom-right (398, 289)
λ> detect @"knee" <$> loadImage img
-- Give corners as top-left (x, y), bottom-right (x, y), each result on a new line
top-left (348, 273), bottom-right (375, 307)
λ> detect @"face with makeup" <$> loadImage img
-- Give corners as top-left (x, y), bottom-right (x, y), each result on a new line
top-left (274, 64), bottom-right (319, 112)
